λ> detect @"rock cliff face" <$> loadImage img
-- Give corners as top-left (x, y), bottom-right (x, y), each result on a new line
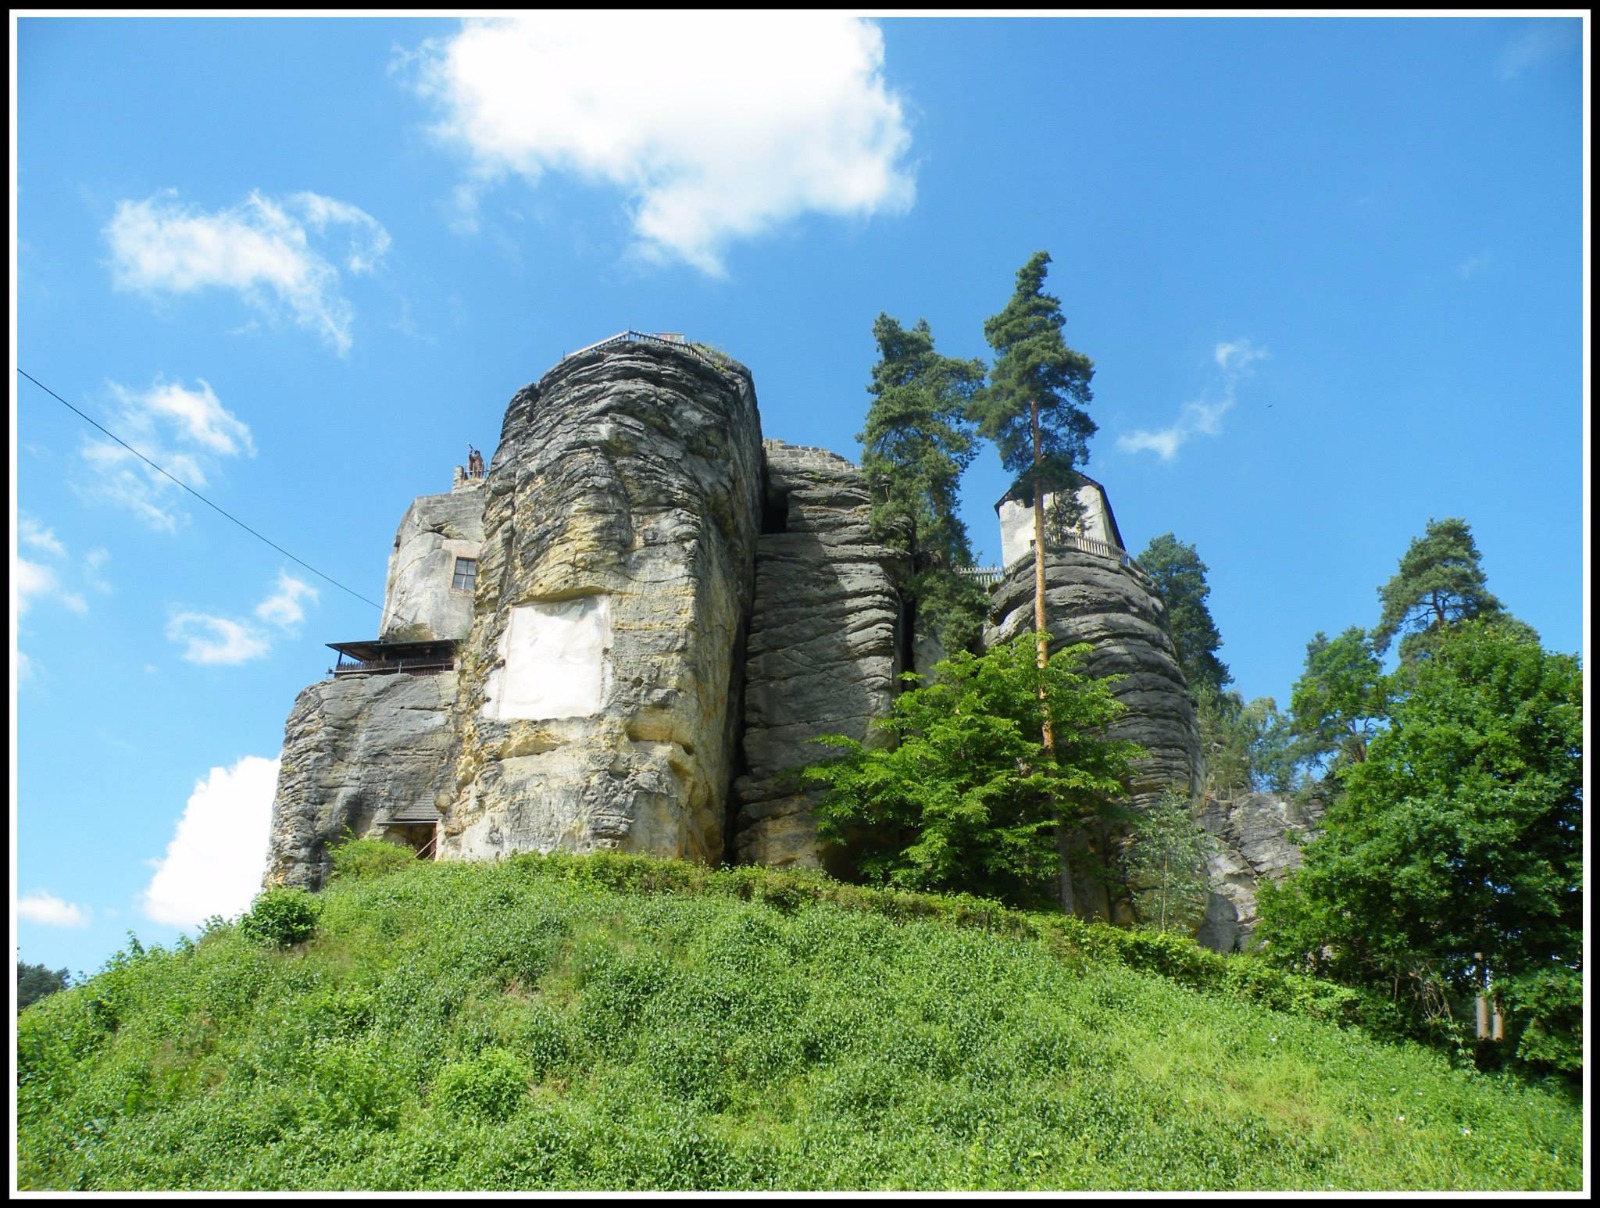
top-left (440, 340), bottom-right (764, 866)
top-left (262, 335), bottom-right (1209, 904)
top-left (263, 671), bottom-right (457, 890)
top-left (379, 479), bottom-right (486, 642)
top-left (1195, 791), bottom-right (1326, 952)
top-left (728, 441), bottom-right (909, 869)
top-left (985, 550), bottom-right (1203, 922)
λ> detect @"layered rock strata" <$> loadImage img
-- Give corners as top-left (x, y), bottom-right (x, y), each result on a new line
top-left (262, 671), bottom-right (457, 890)
top-left (440, 341), bottom-right (764, 865)
top-left (379, 478), bottom-right (486, 641)
top-left (1195, 791), bottom-right (1326, 952)
top-left (985, 550), bottom-right (1203, 921)
top-left (728, 442), bottom-right (909, 868)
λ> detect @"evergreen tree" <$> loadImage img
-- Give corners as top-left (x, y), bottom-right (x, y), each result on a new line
top-left (1373, 517), bottom-right (1508, 662)
top-left (858, 314), bottom-right (989, 653)
top-left (803, 632), bottom-right (1141, 908)
top-left (1136, 532), bottom-right (1232, 699)
top-left (969, 251), bottom-right (1097, 911)
top-left (17, 961), bottom-right (69, 1013)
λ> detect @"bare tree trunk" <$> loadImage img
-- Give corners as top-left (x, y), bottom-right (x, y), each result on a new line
top-left (1031, 399), bottom-right (1074, 916)
top-left (1475, 952), bottom-right (1491, 1040)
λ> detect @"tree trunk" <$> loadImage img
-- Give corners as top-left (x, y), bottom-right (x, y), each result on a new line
top-left (1475, 951), bottom-right (1491, 1040)
top-left (1031, 398), bottom-right (1074, 916)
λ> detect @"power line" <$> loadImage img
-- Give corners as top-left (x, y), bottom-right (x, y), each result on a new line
top-left (17, 367), bottom-right (390, 618)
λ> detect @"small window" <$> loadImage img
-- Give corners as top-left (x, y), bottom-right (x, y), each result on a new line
top-left (451, 557), bottom-right (478, 592)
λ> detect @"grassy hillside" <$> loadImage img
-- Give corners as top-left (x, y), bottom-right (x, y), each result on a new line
top-left (16, 848), bottom-right (1583, 1192)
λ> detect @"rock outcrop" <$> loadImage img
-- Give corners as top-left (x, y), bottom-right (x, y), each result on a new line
top-left (440, 340), bottom-right (764, 866)
top-left (1195, 791), bottom-right (1326, 952)
top-left (262, 671), bottom-right (457, 890)
top-left (985, 549), bottom-right (1203, 921)
top-left (728, 442), bottom-right (909, 869)
top-left (262, 334), bottom-right (1207, 904)
top-left (379, 479), bottom-right (486, 642)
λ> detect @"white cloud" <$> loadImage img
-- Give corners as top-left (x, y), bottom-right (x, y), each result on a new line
top-left (19, 516), bottom-right (67, 558)
top-left (106, 189), bottom-right (389, 353)
top-left (80, 377), bottom-right (253, 530)
top-left (167, 571), bottom-right (320, 665)
top-left (167, 612), bottom-right (272, 665)
top-left (17, 558), bottom-right (87, 616)
top-left (411, 14), bottom-right (915, 275)
top-left (18, 892), bottom-right (91, 928)
top-left (1118, 339), bottom-right (1267, 463)
top-left (254, 571), bottom-right (318, 630)
top-left (142, 755), bottom-right (280, 928)
top-left (1495, 21), bottom-right (1578, 81)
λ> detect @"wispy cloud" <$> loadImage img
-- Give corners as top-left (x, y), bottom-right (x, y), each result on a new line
top-left (19, 516), bottom-right (67, 558)
top-left (17, 559), bottom-right (88, 616)
top-left (253, 571), bottom-right (319, 631)
top-left (1495, 20), bottom-right (1579, 82)
top-left (142, 755), bottom-right (280, 927)
top-left (1456, 250), bottom-right (1493, 280)
top-left (105, 189), bottom-right (390, 353)
top-left (16, 516), bottom-right (89, 616)
top-left (167, 570), bottom-right (320, 666)
top-left (408, 14), bottom-right (914, 276)
top-left (78, 377), bottom-right (253, 530)
top-left (1118, 339), bottom-right (1268, 463)
top-left (167, 613), bottom-right (273, 665)
top-left (18, 892), bottom-right (92, 928)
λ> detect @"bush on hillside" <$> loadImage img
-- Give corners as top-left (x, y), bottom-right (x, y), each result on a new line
top-left (238, 887), bottom-right (320, 948)
top-left (330, 836), bottom-right (419, 883)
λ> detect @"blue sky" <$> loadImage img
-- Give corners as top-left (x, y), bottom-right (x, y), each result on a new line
top-left (12, 14), bottom-right (1587, 979)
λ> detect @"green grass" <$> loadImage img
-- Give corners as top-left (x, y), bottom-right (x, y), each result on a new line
top-left (16, 850), bottom-right (1583, 1191)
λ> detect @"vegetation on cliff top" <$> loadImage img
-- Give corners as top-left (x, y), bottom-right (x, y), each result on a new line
top-left (17, 847), bottom-right (1580, 1192)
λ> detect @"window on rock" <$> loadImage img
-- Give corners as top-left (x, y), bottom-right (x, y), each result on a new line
top-left (451, 557), bottom-right (478, 592)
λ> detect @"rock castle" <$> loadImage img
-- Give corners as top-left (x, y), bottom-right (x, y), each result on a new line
top-left (262, 332), bottom-right (1308, 948)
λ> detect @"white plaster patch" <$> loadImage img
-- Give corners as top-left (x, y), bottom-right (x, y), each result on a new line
top-left (483, 597), bottom-right (611, 721)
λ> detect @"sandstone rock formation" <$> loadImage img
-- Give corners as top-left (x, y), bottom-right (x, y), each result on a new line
top-left (263, 671), bottom-right (458, 890)
top-left (262, 333), bottom-right (1209, 906)
top-left (728, 441), bottom-right (909, 869)
top-left (440, 339), bottom-right (764, 866)
top-left (985, 549), bottom-right (1203, 922)
top-left (1195, 791), bottom-right (1326, 952)
top-left (379, 479), bottom-right (485, 642)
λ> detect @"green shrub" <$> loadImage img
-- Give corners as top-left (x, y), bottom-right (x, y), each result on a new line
top-left (330, 837), bottom-right (417, 883)
top-left (238, 887), bottom-right (320, 948)
top-left (432, 1048), bottom-right (530, 1121)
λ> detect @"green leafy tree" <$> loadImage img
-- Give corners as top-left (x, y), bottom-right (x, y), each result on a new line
top-left (802, 632), bottom-right (1141, 909)
top-left (1258, 620), bottom-right (1582, 1076)
top-left (858, 313), bottom-right (989, 653)
top-left (1373, 517), bottom-right (1508, 662)
top-left (1136, 532), bottom-right (1232, 699)
top-left (1123, 790), bottom-right (1215, 933)
top-left (17, 961), bottom-right (69, 1013)
top-left (969, 251), bottom-right (1097, 910)
top-left (1289, 627), bottom-right (1389, 775)
top-left (1196, 691), bottom-right (1302, 799)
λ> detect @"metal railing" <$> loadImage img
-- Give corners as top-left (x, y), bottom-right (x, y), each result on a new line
top-left (331, 656), bottom-right (456, 678)
top-left (956, 565), bottom-right (1003, 587)
top-left (559, 329), bottom-right (733, 373)
top-left (957, 536), bottom-right (1143, 587)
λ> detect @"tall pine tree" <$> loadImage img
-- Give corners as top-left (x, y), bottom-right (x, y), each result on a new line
top-left (1373, 517), bottom-right (1508, 662)
top-left (858, 314), bottom-right (988, 653)
top-left (970, 250), bottom-right (1097, 912)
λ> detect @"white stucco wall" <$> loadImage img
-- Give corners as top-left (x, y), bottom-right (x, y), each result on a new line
top-left (482, 596), bottom-right (612, 721)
